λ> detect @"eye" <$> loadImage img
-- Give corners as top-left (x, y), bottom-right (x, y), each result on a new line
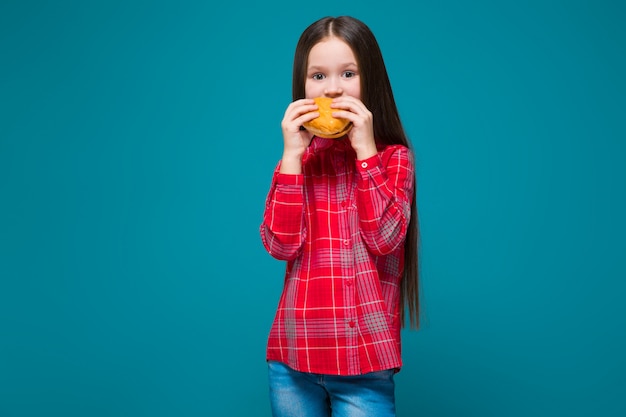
top-left (312, 73), bottom-right (325, 80)
top-left (343, 71), bottom-right (357, 78)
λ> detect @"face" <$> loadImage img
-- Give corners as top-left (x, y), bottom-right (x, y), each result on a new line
top-left (305, 37), bottom-right (361, 100)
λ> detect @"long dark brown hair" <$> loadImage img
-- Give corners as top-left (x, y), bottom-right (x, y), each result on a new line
top-left (292, 16), bottom-right (421, 329)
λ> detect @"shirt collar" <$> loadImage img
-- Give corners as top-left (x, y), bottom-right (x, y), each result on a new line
top-left (309, 136), bottom-right (352, 153)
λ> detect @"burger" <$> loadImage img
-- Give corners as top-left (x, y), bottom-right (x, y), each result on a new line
top-left (302, 97), bottom-right (353, 139)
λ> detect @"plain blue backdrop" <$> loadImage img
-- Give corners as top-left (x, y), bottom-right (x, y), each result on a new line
top-left (1, 1), bottom-right (625, 416)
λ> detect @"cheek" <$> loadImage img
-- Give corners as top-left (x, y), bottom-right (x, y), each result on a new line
top-left (345, 84), bottom-right (361, 100)
top-left (305, 82), bottom-right (323, 99)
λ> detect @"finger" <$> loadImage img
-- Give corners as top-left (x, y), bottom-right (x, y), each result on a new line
top-left (331, 96), bottom-right (366, 111)
top-left (288, 102), bottom-right (319, 121)
top-left (331, 109), bottom-right (366, 126)
top-left (332, 102), bottom-right (368, 120)
top-left (330, 109), bottom-right (355, 121)
top-left (295, 111), bottom-right (320, 127)
top-left (285, 99), bottom-right (316, 117)
top-left (283, 105), bottom-right (318, 131)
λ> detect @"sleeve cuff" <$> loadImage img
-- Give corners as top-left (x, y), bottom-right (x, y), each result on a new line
top-left (356, 154), bottom-right (380, 171)
top-left (275, 173), bottom-right (304, 186)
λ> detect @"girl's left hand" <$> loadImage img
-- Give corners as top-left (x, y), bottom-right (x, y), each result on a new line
top-left (331, 96), bottom-right (377, 160)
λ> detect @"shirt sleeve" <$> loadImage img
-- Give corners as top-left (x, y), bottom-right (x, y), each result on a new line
top-left (259, 164), bottom-right (307, 261)
top-left (355, 145), bottom-right (415, 255)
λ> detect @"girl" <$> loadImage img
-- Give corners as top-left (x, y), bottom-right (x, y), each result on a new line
top-left (260, 16), bottom-right (419, 417)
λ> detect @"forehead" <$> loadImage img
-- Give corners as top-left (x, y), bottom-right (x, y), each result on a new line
top-left (307, 37), bottom-right (357, 67)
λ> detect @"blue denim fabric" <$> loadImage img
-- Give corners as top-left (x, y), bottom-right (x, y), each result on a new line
top-left (268, 361), bottom-right (396, 417)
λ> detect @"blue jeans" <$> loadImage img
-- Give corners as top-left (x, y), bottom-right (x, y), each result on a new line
top-left (268, 361), bottom-right (396, 417)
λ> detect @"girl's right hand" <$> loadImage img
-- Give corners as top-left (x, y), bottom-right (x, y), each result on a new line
top-left (280, 99), bottom-right (318, 173)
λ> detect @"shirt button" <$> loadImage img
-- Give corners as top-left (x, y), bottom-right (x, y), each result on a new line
top-left (343, 239), bottom-right (350, 246)
top-left (361, 161), bottom-right (368, 168)
top-left (349, 321), bottom-right (356, 328)
top-left (341, 201), bottom-right (347, 207)
top-left (346, 280), bottom-right (353, 286)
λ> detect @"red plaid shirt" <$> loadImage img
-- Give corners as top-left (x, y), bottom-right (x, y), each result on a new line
top-left (260, 137), bottom-right (415, 376)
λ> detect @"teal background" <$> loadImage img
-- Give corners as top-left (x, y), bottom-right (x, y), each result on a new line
top-left (1, 0), bottom-right (624, 416)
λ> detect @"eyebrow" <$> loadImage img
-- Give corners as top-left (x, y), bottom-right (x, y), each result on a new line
top-left (307, 63), bottom-right (358, 71)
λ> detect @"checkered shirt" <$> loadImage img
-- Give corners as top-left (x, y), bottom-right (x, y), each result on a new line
top-left (260, 137), bottom-right (415, 375)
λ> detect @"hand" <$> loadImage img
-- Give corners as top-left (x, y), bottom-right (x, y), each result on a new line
top-left (331, 96), bottom-right (377, 160)
top-left (279, 98), bottom-right (318, 174)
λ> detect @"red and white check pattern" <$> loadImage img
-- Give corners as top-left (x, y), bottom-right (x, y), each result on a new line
top-left (260, 137), bottom-right (415, 376)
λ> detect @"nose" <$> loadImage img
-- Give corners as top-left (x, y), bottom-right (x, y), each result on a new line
top-left (324, 77), bottom-right (343, 98)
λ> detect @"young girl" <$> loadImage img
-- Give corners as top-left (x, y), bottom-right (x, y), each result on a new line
top-left (260, 16), bottom-right (419, 417)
